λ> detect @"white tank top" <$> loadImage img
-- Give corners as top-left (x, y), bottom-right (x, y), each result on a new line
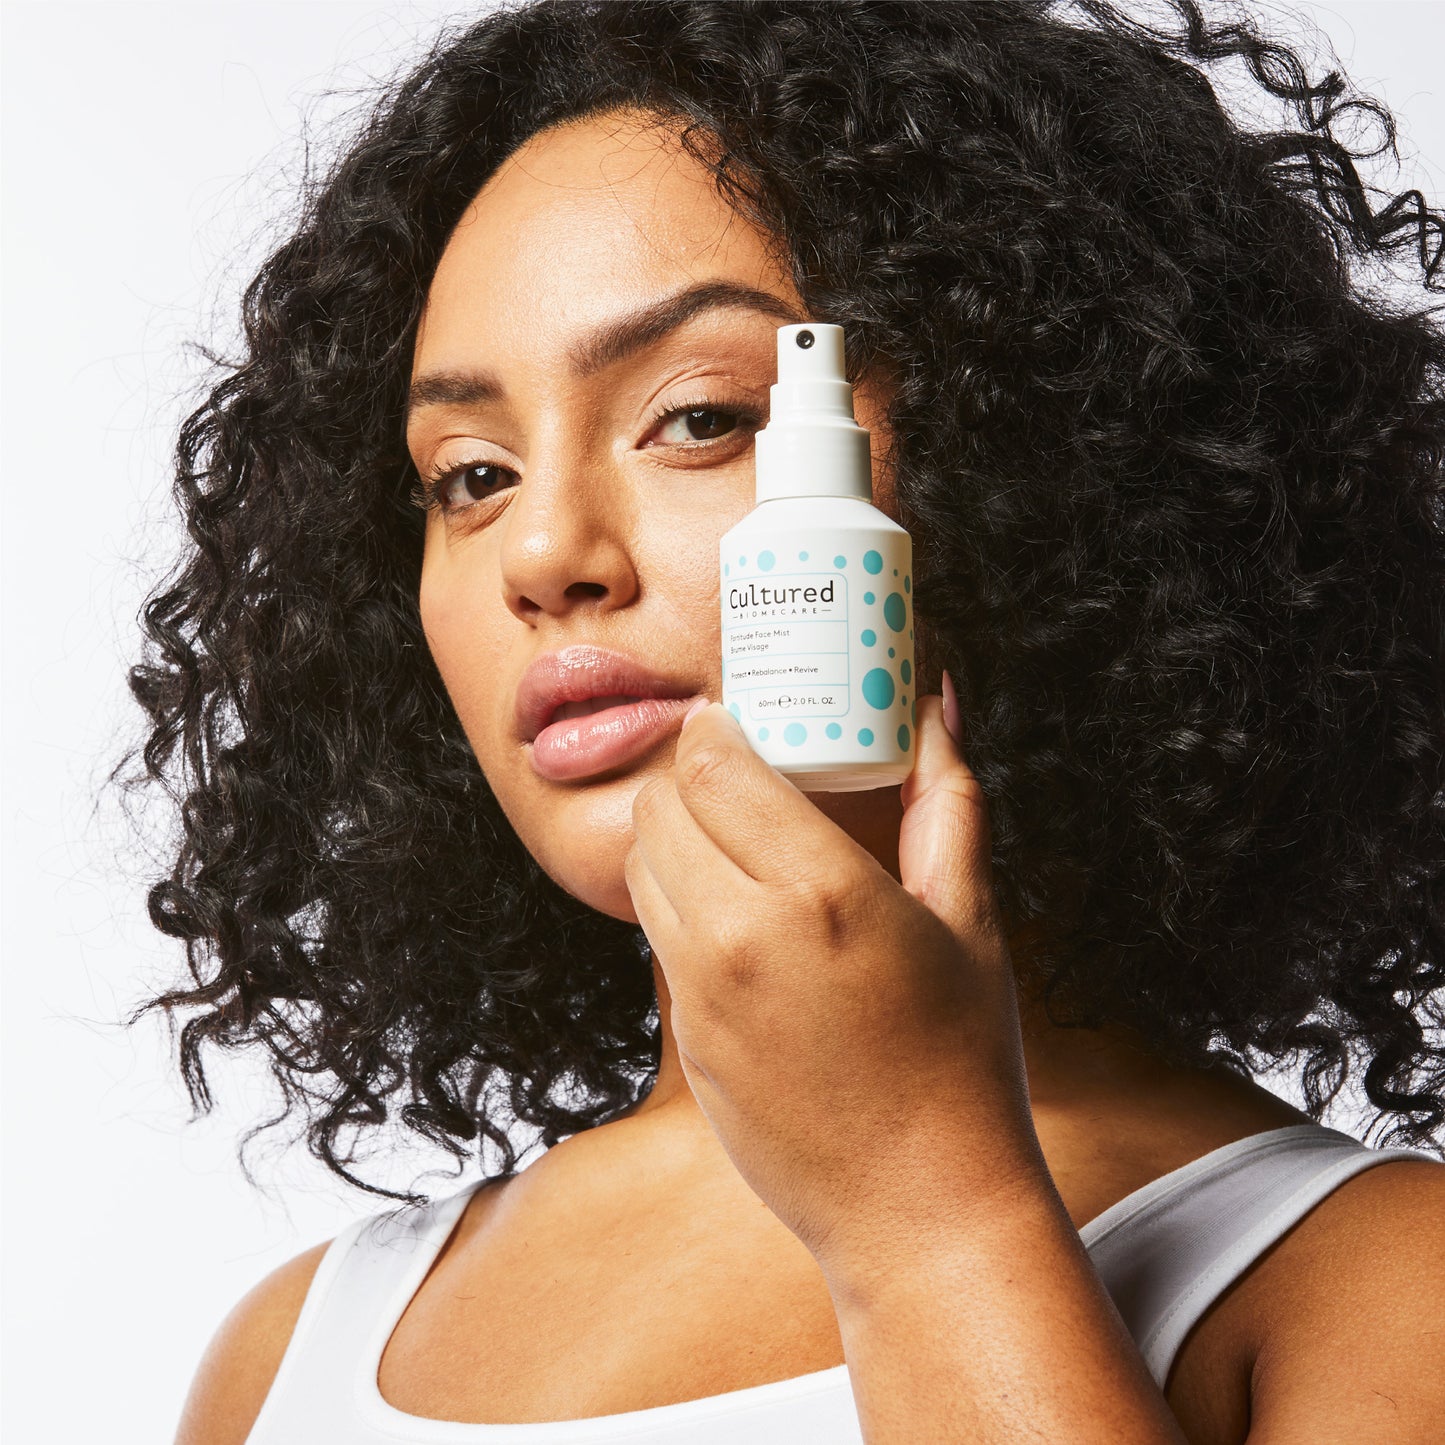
top-left (245, 1122), bottom-right (1431, 1442)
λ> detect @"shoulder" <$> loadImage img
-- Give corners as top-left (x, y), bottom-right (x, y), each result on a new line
top-left (1245, 1151), bottom-right (1445, 1443)
top-left (1254, 1150), bottom-right (1445, 1387)
top-left (1249, 1147), bottom-right (1444, 1333)
top-left (172, 1236), bottom-right (334, 1445)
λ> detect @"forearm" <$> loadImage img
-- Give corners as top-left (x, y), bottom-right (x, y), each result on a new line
top-left (826, 1180), bottom-right (1189, 1445)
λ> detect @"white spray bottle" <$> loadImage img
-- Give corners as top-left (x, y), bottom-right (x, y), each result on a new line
top-left (719, 322), bottom-right (915, 791)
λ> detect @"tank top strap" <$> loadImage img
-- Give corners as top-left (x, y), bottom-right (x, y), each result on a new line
top-left (1078, 1122), bottom-right (1434, 1387)
top-left (246, 1180), bottom-right (480, 1443)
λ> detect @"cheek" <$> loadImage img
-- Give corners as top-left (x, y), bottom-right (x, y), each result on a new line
top-left (418, 550), bottom-right (508, 757)
top-left (651, 504), bottom-right (739, 642)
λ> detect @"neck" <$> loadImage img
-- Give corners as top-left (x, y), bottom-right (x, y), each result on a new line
top-left (618, 888), bottom-right (1170, 1146)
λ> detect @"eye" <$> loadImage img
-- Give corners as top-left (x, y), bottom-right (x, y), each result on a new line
top-left (409, 459), bottom-right (516, 518)
top-left (647, 398), bottom-right (761, 448)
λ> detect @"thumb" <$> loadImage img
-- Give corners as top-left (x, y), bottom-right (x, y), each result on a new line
top-left (897, 670), bottom-right (999, 944)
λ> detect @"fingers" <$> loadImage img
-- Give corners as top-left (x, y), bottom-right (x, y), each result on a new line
top-left (629, 766), bottom-right (755, 928)
top-left (897, 694), bottom-right (999, 947)
top-left (670, 703), bottom-right (876, 890)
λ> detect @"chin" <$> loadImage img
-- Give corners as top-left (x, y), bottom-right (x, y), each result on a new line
top-left (542, 850), bottom-right (641, 926)
top-left (512, 811), bottom-right (640, 923)
top-left (493, 770), bottom-right (650, 927)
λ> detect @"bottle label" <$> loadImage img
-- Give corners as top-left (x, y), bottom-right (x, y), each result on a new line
top-left (718, 532), bottom-right (916, 786)
top-left (723, 573), bottom-right (849, 719)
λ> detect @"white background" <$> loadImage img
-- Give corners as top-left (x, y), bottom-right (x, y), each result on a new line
top-left (3, 3), bottom-right (1443, 1440)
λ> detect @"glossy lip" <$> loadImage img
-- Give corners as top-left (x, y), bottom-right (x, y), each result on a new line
top-left (515, 644), bottom-right (702, 779)
top-left (529, 696), bottom-right (701, 782)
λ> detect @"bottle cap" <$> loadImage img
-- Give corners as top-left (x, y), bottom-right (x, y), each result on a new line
top-left (754, 323), bottom-right (873, 503)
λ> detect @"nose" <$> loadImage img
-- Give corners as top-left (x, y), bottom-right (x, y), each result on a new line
top-left (498, 442), bottom-right (639, 625)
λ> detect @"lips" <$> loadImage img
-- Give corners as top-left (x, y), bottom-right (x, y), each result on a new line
top-left (530, 696), bottom-right (700, 782)
top-left (514, 645), bottom-right (698, 745)
top-left (550, 693), bottom-right (649, 724)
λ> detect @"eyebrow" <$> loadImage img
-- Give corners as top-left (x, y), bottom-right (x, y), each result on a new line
top-left (406, 280), bottom-right (807, 422)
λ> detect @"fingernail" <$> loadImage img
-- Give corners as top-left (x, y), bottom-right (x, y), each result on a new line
top-left (682, 696), bottom-right (710, 726)
top-left (941, 669), bottom-right (962, 748)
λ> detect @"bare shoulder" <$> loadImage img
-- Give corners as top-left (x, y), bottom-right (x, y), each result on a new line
top-left (1246, 1151), bottom-right (1445, 1444)
top-left (172, 1237), bottom-right (333, 1445)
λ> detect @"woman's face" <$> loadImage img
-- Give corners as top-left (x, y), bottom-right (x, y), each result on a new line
top-left (408, 109), bottom-right (903, 924)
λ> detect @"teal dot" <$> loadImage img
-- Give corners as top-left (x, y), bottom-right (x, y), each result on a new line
top-left (904, 574), bottom-right (911, 594)
top-left (900, 659), bottom-right (911, 685)
top-left (888, 647), bottom-right (895, 658)
top-left (858, 728), bottom-right (875, 746)
top-left (825, 722), bottom-right (842, 739)
top-left (799, 551), bottom-right (809, 560)
top-left (909, 628), bottom-right (914, 638)
top-left (861, 628), bottom-right (876, 646)
top-left (833, 554), bottom-right (847, 568)
top-left (784, 722), bottom-right (807, 746)
top-left (864, 591), bottom-right (875, 605)
top-left (863, 550), bottom-right (883, 574)
top-left (728, 702), bottom-right (742, 721)
top-left (892, 568), bottom-right (898, 576)
top-left (758, 550), bottom-right (775, 570)
top-left (911, 699), bottom-right (917, 724)
top-left (884, 592), bottom-right (907, 631)
top-left (897, 723), bottom-right (911, 752)
top-left (739, 555), bottom-right (746, 566)
top-left (758, 726), bottom-right (770, 741)
top-left (901, 694), bottom-right (907, 705)
top-left (862, 668), bottom-right (895, 709)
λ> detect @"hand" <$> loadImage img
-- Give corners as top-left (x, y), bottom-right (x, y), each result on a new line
top-left (624, 681), bottom-right (1048, 1292)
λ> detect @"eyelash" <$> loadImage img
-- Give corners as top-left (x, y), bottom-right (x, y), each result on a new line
top-left (409, 394), bottom-right (764, 517)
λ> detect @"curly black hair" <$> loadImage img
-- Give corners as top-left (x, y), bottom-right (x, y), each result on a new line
top-left (112, 0), bottom-right (1445, 1204)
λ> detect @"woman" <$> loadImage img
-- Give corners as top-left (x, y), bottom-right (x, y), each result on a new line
top-left (123, 1), bottom-right (1445, 1440)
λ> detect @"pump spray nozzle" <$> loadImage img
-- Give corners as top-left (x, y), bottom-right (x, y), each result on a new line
top-left (753, 323), bottom-right (873, 505)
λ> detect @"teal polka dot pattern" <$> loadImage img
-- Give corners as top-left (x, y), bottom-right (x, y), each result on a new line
top-left (862, 668), bottom-right (895, 709)
top-left (727, 537), bottom-right (915, 768)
